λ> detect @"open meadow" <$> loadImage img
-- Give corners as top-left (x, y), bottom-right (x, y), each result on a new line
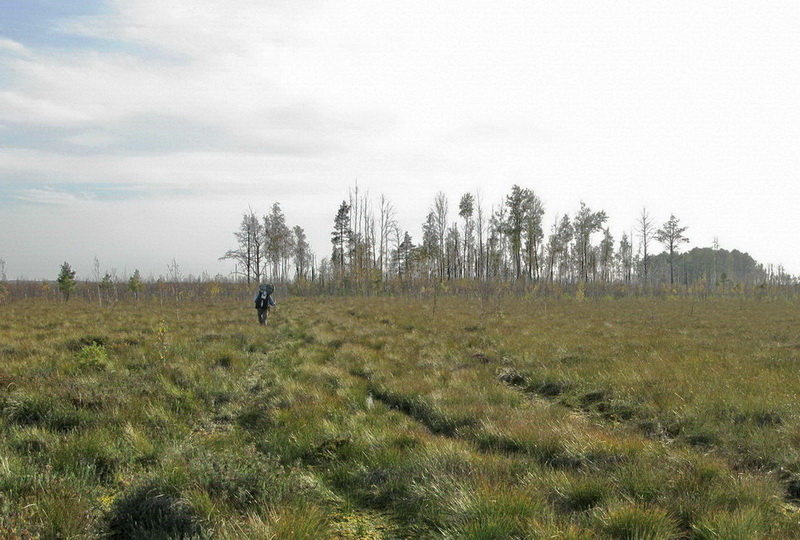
top-left (1, 294), bottom-right (800, 539)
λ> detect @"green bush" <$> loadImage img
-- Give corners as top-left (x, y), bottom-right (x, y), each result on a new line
top-left (76, 341), bottom-right (110, 371)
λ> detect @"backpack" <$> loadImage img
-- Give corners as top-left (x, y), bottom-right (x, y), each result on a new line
top-left (255, 284), bottom-right (274, 309)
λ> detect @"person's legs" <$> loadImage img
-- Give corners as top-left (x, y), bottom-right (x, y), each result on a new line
top-left (258, 308), bottom-right (267, 325)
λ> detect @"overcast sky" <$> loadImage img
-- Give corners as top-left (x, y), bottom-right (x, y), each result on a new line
top-left (1, 1), bottom-right (798, 280)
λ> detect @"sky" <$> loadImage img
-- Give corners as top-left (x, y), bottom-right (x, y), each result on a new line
top-left (1, 1), bottom-right (798, 280)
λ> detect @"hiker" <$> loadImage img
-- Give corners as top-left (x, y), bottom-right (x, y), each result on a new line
top-left (254, 284), bottom-right (276, 325)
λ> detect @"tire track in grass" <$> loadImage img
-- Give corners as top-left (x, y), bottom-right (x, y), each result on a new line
top-left (340, 310), bottom-right (636, 472)
top-left (350, 352), bottom-right (800, 538)
top-left (285, 299), bottom-right (800, 538)
top-left (232, 317), bottom-right (411, 539)
top-left (494, 361), bottom-right (800, 510)
top-left (357, 366), bottom-right (615, 472)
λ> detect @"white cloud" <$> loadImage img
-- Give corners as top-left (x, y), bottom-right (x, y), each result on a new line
top-left (63, 129), bottom-right (122, 148)
top-left (15, 188), bottom-right (85, 205)
top-left (0, 90), bottom-right (94, 124)
top-left (1, 1), bottom-right (799, 277)
top-left (0, 37), bottom-right (30, 56)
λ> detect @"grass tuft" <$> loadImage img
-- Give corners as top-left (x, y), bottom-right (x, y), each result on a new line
top-left (691, 509), bottom-right (767, 540)
top-left (551, 474), bottom-right (609, 513)
top-left (595, 504), bottom-right (681, 540)
top-left (104, 480), bottom-right (203, 540)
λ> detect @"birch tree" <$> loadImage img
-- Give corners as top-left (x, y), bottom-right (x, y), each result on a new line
top-left (504, 185), bottom-right (527, 280)
top-left (378, 195), bottom-right (396, 279)
top-left (458, 193), bottom-right (475, 279)
top-left (264, 203), bottom-right (292, 281)
top-left (573, 202), bottom-right (608, 282)
top-left (293, 225), bottom-right (312, 280)
top-left (599, 228), bottom-right (615, 282)
top-left (220, 209), bottom-right (262, 283)
top-left (636, 207), bottom-right (655, 283)
top-left (522, 190), bottom-right (545, 281)
top-left (618, 232), bottom-right (634, 283)
top-left (433, 192), bottom-right (449, 281)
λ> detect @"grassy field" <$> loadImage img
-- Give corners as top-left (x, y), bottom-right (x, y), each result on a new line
top-left (1, 294), bottom-right (800, 538)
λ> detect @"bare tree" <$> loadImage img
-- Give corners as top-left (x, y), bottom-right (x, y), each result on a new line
top-left (475, 191), bottom-right (486, 280)
top-left (391, 223), bottom-right (404, 280)
top-left (458, 193), bottom-right (475, 279)
top-left (433, 192), bottom-right (449, 281)
top-left (378, 195), bottom-right (397, 279)
top-left (221, 208), bottom-right (263, 284)
top-left (656, 213), bottom-right (690, 285)
top-left (167, 258), bottom-right (182, 300)
top-left (636, 207), bottom-right (655, 283)
top-left (93, 256), bottom-right (103, 305)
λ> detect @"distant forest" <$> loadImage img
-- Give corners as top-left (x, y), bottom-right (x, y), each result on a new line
top-left (1, 185), bottom-right (795, 303)
top-left (221, 185), bottom-right (795, 294)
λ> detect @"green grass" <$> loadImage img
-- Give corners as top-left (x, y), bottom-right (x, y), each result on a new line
top-left (0, 295), bottom-right (799, 538)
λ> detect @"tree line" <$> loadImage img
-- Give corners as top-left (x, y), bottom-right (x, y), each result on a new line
top-left (222, 185), bottom-right (795, 295)
top-left (0, 184), bottom-right (795, 304)
top-left (219, 203), bottom-right (314, 284)
top-left (0, 258), bottom-right (245, 304)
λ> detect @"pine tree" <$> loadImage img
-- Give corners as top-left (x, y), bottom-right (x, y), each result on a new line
top-left (57, 262), bottom-right (77, 301)
top-left (128, 269), bottom-right (143, 300)
top-left (331, 201), bottom-right (352, 276)
top-left (656, 214), bottom-right (690, 285)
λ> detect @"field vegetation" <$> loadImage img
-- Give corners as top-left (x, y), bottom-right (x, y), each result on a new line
top-left (1, 293), bottom-right (800, 538)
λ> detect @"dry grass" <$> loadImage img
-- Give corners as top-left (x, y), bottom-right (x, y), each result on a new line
top-left (0, 295), bottom-right (799, 538)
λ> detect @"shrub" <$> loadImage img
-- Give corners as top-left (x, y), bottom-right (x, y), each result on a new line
top-left (104, 480), bottom-right (203, 540)
top-left (76, 341), bottom-right (110, 372)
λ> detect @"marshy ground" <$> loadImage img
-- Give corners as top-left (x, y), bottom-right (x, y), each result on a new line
top-left (1, 295), bottom-right (799, 538)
